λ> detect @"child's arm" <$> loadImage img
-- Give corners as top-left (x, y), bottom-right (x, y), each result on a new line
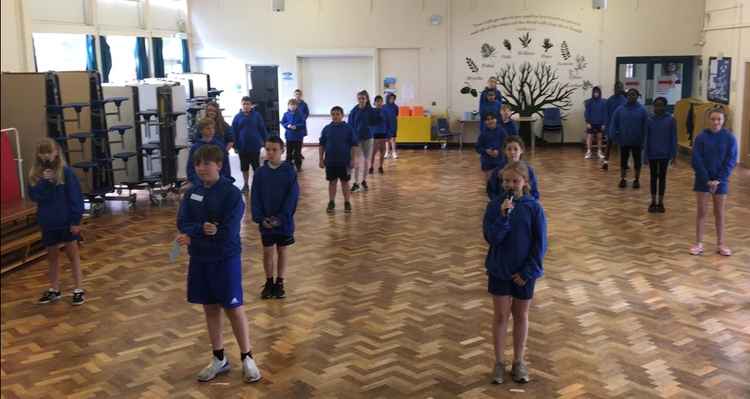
top-left (483, 200), bottom-right (512, 246)
top-left (691, 135), bottom-right (709, 181)
top-left (529, 167), bottom-right (540, 200)
top-left (584, 100), bottom-right (591, 124)
top-left (177, 194), bottom-right (203, 238)
top-left (231, 114), bottom-right (243, 149)
top-left (213, 189), bottom-right (245, 243)
top-left (519, 205), bottom-right (547, 281)
top-left (610, 109), bottom-right (621, 142)
top-left (300, 102), bottom-right (309, 120)
top-left (278, 171), bottom-right (299, 227)
top-left (64, 167), bottom-right (85, 226)
top-left (718, 135), bottom-right (738, 181)
top-left (476, 132), bottom-right (486, 155)
top-left (257, 114), bottom-right (267, 141)
top-left (186, 146), bottom-right (198, 186)
top-left (280, 113), bottom-right (290, 129)
top-left (250, 173), bottom-right (265, 224)
top-left (293, 112), bottom-right (306, 130)
top-left (28, 179), bottom-right (55, 203)
top-left (669, 118), bottom-right (677, 162)
top-left (318, 128), bottom-right (327, 167)
top-left (224, 124), bottom-right (235, 144)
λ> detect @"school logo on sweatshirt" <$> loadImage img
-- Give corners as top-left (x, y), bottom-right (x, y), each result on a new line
top-left (230, 297), bottom-right (239, 305)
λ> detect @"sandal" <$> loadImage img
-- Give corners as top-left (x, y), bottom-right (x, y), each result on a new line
top-left (689, 244), bottom-right (704, 256)
top-left (717, 246), bottom-right (732, 256)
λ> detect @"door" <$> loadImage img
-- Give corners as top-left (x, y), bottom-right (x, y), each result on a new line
top-left (616, 56), bottom-right (695, 109)
top-left (742, 62), bottom-right (750, 166)
top-left (247, 65), bottom-right (280, 136)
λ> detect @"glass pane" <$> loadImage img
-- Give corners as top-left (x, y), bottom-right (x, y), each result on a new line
top-left (33, 33), bottom-right (88, 72)
top-left (653, 63), bottom-right (683, 105)
top-left (108, 35), bottom-right (137, 83)
top-left (619, 63), bottom-right (647, 104)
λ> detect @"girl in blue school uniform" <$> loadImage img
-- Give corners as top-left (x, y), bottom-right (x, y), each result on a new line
top-left (487, 136), bottom-right (539, 201)
top-left (186, 118), bottom-right (231, 190)
top-left (602, 81), bottom-right (627, 170)
top-left (348, 90), bottom-right (380, 192)
top-left (280, 98), bottom-right (306, 171)
top-left (483, 161), bottom-right (547, 385)
top-left (499, 104), bottom-right (519, 137)
top-left (383, 93), bottom-right (399, 159)
top-left (584, 86), bottom-right (607, 159)
top-left (479, 90), bottom-right (502, 133)
top-left (28, 138), bottom-right (86, 305)
top-left (476, 113), bottom-right (508, 180)
top-left (642, 97), bottom-right (677, 213)
top-left (610, 88), bottom-right (649, 189)
top-left (205, 101), bottom-right (235, 152)
top-left (690, 108), bottom-right (738, 257)
top-left (369, 95), bottom-right (390, 175)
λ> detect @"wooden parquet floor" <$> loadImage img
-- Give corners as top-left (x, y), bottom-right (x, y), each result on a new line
top-left (2, 146), bottom-right (749, 399)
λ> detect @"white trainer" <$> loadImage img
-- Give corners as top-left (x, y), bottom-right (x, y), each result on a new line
top-left (584, 151), bottom-right (592, 159)
top-left (197, 356), bottom-right (230, 382)
top-left (242, 356), bottom-right (262, 383)
top-left (392, 152), bottom-right (399, 159)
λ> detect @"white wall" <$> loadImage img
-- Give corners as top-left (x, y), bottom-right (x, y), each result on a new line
top-left (1, 0), bottom-right (28, 71)
top-left (190, 0), bottom-right (706, 143)
top-left (699, 0), bottom-right (749, 159)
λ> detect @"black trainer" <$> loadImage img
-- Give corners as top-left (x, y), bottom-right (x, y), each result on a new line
top-left (272, 282), bottom-right (286, 299)
top-left (261, 280), bottom-right (274, 299)
top-left (351, 183), bottom-right (360, 192)
top-left (344, 201), bottom-right (352, 213)
top-left (368, 167), bottom-right (374, 174)
top-left (632, 180), bottom-right (640, 189)
top-left (39, 289), bottom-right (61, 304)
top-left (618, 179), bottom-right (627, 188)
top-left (71, 289), bottom-right (85, 306)
top-left (657, 203), bottom-right (666, 213)
top-left (326, 201), bottom-right (335, 213)
top-left (648, 203), bottom-right (658, 213)
top-left (361, 180), bottom-right (369, 191)
top-left (378, 167), bottom-right (384, 174)
top-left (601, 161), bottom-right (609, 170)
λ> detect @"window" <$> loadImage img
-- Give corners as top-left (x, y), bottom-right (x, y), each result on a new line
top-left (162, 37), bottom-right (184, 74)
top-left (33, 33), bottom-right (88, 72)
top-left (107, 35), bottom-right (138, 83)
top-left (625, 64), bottom-right (635, 79)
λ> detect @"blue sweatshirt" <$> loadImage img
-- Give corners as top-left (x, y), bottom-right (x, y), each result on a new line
top-left (610, 102), bottom-right (648, 147)
top-left (501, 119), bottom-right (519, 136)
top-left (250, 161), bottom-right (299, 237)
top-left (320, 121), bottom-right (359, 167)
top-left (486, 163), bottom-right (540, 201)
top-left (281, 110), bottom-right (306, 142)
top-left (479, 88), bottom-right (503, 108)
top-left (177, 176), bottom-right (243, 262)
top-left (479, 100), bottom-right (502, 132)
top-left (28, 166), bottom-right (84, 231)
top-left (198, 121), bottom-right (234, 144)
top-left (585, 97), bottom-right (608, 125)
top-left (186, 137), bottom-right (232, 186)
top-left (605, 93), bottom-right (627, 134)
top-left (476, 125), bottom-right (508, 170)
top-left (483, 195), bottom-right (547, 281)
top-left (691, 128), bottom-right (738, 184)
top-left (348, 105), bottom-right (380, 141)
top-left (644, 113), bottom-right (677, 160)
top-left (383, 103), bottom-right (399, 137)
top-left (231, 110), bottom-right (267, 153)
top-left (297, 100), bottom-right (310, 137)
top-left (371, 107), bottom-right (389, 137)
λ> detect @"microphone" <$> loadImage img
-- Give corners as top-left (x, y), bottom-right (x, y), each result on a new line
top-left (504, 192), bottom-right (514, 216)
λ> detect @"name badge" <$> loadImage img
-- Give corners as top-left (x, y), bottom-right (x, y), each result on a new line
top-left (190, 193), bottom-right (204, 202)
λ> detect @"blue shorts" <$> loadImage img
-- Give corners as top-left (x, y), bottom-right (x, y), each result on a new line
top-left (587, 124), bottom-right (603, 134)
top-left (488, 274), bottom-right (536, 300)
top-left (42, 228), bottom-right (80, 247)
top-left (693, 178), bottom-right (729, 195)
top-left (187, 255), bottom-right (243, 308)
top-left (481, 158), bottom-right (503, 172)
top-left (261, 234), bottom-right (295, 248)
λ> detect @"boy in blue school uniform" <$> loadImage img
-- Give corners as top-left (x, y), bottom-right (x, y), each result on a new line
top-left (232, 96), bottom-right (267, 193)
top-left (643, 97), bottom-right (677, 213)
top-left (186, 117), bottom-right (231, 190)
top-left (499, 104), bottom-right (519, 136)
top-left (319, 106), bottom-right (359, 213)
top-left (176, 145), bottom-right (262, 384)
top-left (251, 136), bottom-right (299, 300)
top-left (610, 89), bottom-right (649, 189)
top-left (479, 77), bottom-right (503, 110)
top-left (483, 161), bottom-right (547, 385)
top-left (584, 86), bottom-right (607, 159)
top-left (476, 113), bottom-right (508, 180)
top-left (383, 93), bottom-right (399, 159)
top-left (280, 99), bottom-right (306, 171)
top-left (479, 90), bottom-right (502, 133)
top-left (602, 81), bottom-right (627, 170)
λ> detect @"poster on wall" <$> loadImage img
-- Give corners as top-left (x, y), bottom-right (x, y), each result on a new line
top-left (707, 57), bottom-right (731, 104)
top-left (383, 76), bottom-right (397, 96)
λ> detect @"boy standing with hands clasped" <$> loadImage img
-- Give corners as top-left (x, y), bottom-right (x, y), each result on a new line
top-left (176, 144), bottom-right (262, 384)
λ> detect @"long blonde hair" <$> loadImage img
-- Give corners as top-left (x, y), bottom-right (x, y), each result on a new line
top-left (29, 138), bottom-right (66, 186)
top-left (501, 161), bottom-right (531, 195)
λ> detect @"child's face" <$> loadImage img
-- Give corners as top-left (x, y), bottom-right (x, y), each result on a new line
top-left (265, 142), bottom-right (283, 163)
top-left (201, 126), bottom-right (215, 141)
top-left (505, 142), bottom-right (523, 161)
top-left (386, 96), bottom-right (395, 104)
top-left (294, 91), bottom-right (302, 100)
top-left (331, 110), bottom-right (343, 123)
top-left (206, 107), bottom-right (218, 119)
top-left (486, 93), bottom-right (496, 102)
top-left (288, 103), bottom-right (298, 112)
top-left (38, 150), bottom-right (57, 163)
top-left (357, 95), bottom-right (367, 107)
top-left (627, 91), bottom-right (638, 104)
top-left (375, 98), bottom-right (383, 108)
top-left (242, 101), bottom-right (253, 113)
top-left (709, 112), bottom-right (724, 131)
top-left (485, 117), bottom-right (497, 129)
top-left (502, 171), bottom-right (526, 195)
top-left (195, 160), bottom-right (221, 183)
top-left (653, 101), bottom-right (666, 115)
top-left (501, 108), bottom-right (511, 121)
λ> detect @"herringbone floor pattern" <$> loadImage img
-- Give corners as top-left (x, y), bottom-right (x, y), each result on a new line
top-left (2, 147), bottom-right (749, 399)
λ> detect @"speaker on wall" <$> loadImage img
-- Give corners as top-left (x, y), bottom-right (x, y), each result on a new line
top-left (273, 0), bottom-right (284, 12)
top-left (593, 0), bottom-right (607, 9)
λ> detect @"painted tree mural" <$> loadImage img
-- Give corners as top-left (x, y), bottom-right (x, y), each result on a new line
top-left (496, 62), bottom-right (577, 116)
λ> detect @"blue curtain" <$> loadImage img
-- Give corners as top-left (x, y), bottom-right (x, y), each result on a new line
top-left (135, 37), bottom-right (150, 80)
top-left (181, 39), bottom-right (191, 72)
top-left (100, 36), bottom-right (112, 82)
top-left (86, 34), bottom-right (97, 71)
top-left (152, 37), bottom-right (165, 78)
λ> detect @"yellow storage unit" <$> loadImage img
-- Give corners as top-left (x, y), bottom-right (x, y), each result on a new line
top-left (674, 98), bottom-right (731, 150)
top-left (395, 116), bottom-right (433, 143)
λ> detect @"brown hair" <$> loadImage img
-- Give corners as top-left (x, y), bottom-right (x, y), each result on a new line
top-left (197, 117), bottom-right (215, 133)
top-left (29, 138), bottom-right (66, 185)
top-left (501, 161), bottom-right (531, 195)
top-left (288, 98), bottom-right (299, 106)
top-left (193, 144), bottom-right (224, 165)
top-left (707, 107), bottom-right (728, 126)
top-left (205, 102), bottom-right (229, 137)
top-left (504, 135), bottom-right (526, 152)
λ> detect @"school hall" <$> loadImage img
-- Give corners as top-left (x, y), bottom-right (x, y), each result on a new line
top-left (1, 1), bottom-right (749, 398)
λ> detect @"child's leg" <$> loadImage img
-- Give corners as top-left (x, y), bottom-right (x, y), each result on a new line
top-left (378, 140), bottom-right (386, 168)
top-left (63, 241), bottom-right (83, 289)
top-left (46, 245), bottom-right (61, 291)
top-left (224, 306), bottom-right (252, 354)
top-left (276, 245), bottom-right (288, 280)
top-left (328, 180), bottom-right (337, 202)
top-left (204, 304), bottom-right (224, 350)
top-left (353, 152), bottom-right (362, 184)
top-left (391, 137), bottom-right (398, 156)
top-left (295, 142), bottom-right (303, 169)
top-left (620, 146), bottom-right (630, 179)
top-left (262, 245), bottom-right (275, 279)
top-left (585, 132), bottom-right (592, 152)
top-left (649, 160), bottom-right (658, 201)
top-left (342, 179), bottom-right (351, 202)
top-left (695, 192), bottom-right (710, 244)
top-left (596, 133), bottom-right (603, 153)
top-left (511, 299), bottom-right (532, 363)
top-left (492, 295), bottom-right (513, 364)
top-left (658, 159), bottom-right (668, 202)
top-left (713, 194), bottom-right (727, 246)
top-left (633, 147), bottom-right (642, 181)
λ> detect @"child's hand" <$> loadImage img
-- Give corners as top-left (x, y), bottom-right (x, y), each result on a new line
top-left (708, 180), bottom-right (719, 193)
top-left (203, 222), bottom-right (218, 236)
top-left (70, 225), bottom-right (81, 235)
top-left (319, 160), bottom-right (325, 169)
top-left (43, 169), bottom-right (55, 181)
top-left (501, 199), bottom-right (514, 216)
top-left (261, 219), bottom-right (273, 229)
top-left (176, 234), bottom-right (191, 246)
top-left (586, 123), bottom-right (591, 129)
top-left (349, 160), bottom-right (355, 169)
top-left (512, 273), bottom-right (526, 286)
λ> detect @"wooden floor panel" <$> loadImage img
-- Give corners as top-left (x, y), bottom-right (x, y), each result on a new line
top-left (2, 147), bottom-right (749, 399)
